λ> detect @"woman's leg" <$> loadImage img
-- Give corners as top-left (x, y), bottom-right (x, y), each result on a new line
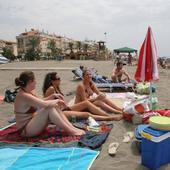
top-left (63, 110), bottom-right (89, 119)
top-left (24, 108), bottom-right (85, 137)
top-left (63, 110), bottom-right (122, 121)
top-left (89, 113), bottom-right (123, 121)
top-left (70, 100), bottom-right (111, 117)
top-left (102, 98), bottom-right (123, 112)
top-left (93, 100), bottom-right (122, 114)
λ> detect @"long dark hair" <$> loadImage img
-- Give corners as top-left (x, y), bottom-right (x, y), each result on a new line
top-left (15, 71), bottom-right (35, 88)
top-left (42, 72), bottom-right (63, 96)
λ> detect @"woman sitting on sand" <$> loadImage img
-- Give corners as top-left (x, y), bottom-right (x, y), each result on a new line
top-left (43, 72), bottom-right (122, 121)
top-left (75, 69), bottom-right (124, 115)
top-left (14, 71), bottom-right (85, 137)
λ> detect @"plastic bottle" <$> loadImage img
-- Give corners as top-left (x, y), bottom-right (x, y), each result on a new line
top-left (151, 93), bottom-right (159, 110)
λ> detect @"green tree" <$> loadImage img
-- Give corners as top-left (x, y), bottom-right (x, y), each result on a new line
top-left (76, 41), bottom-right (81, 52)
top-left (47, 40), bottom-right (57, 58)
top-left (83, 43), bottom-right (88, 53)
top-left (24, 48), bottom-right (40, 61)
top-left (25, 37), bottom-right (40, 61)
top-left (29, 37), bottom-right (40, 50)
top-left (68, 42), bottom-right (74, 52)
top-left (68, 42), bottom-right (76, 59)
top-left (56, 47), bottom-right (62, 56)
top-left (2, 47), bottom-right (15, 60)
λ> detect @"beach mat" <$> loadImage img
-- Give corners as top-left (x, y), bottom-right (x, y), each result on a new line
top-left (0, 146), bottom-right (99, 170)
top-left (0, 124), bottom-right (80, 147)
top-left (0, 122), bottom-right (113, 149)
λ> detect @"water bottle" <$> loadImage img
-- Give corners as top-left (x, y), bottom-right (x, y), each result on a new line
top-left (151, 93), bottom-right (159, 110)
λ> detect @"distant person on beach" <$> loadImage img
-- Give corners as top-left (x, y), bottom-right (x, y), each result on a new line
top-left (75, 69), bottom-right (124, 119)
top-left (79, 65), bottom-right (84, 71)
top-left (128, 53), bottom-right (133, 66)
top-left (43, 72), bottom-right (118, 121)
top-left (111, 61), bottom-right (130, 83)
top-left (114, 53), bottom-right (121, 65)
top-left (14, 71), bottom-right (85, 137)
top-left (159, 58), bottom-right (167, 69)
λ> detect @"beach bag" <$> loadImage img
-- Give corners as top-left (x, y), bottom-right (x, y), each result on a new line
top-left (124, 100), bottom-right (149, 115)
top-left (123, 99), bottom-right (150, 122)
top-left (4, 88), bottom-right (18, 103)
top-left (136, 83), bottom-right (156, 94)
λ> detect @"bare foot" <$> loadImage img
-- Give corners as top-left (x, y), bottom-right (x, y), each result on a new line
top-left (110, 114), bottom-right (123, 121)
top-left (69, 128), bottom-right (85, 136)
top-left (74, 129), bottom-right (86, 136)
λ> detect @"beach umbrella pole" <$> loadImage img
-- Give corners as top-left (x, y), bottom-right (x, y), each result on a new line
top-left (149, 82), bottom-right (153, 110)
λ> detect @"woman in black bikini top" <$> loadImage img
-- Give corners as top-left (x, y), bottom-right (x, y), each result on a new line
top-left (42, 72), bottom-right (123, 121)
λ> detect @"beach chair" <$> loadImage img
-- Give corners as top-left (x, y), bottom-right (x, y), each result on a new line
top-left (71, 68), bottom-right (134, 92)
top-left (72, 68), bottom-right (83, 80)
top-left (72, 67), bottom-right (108, 82)
top-left (95, 82), bottom-right (134, 92)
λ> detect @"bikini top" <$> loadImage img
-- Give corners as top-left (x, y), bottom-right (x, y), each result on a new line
top-left (84, 82), bottom-right (94, 98)
top-left (52, 85), bottom-right (64, 96)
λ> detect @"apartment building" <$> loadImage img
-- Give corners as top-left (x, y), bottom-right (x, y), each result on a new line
top-left (16, 28), bottom-right (109, 60)
top-left (0, 39), bottom-right (17, 56)
top-left (16, 29), bottom-right (76, 58)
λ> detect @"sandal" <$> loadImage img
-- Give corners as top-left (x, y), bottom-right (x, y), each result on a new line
top-left (108, 142), bottom-right (119, 155)
top-left (123, 131), bottom-right (134, 143)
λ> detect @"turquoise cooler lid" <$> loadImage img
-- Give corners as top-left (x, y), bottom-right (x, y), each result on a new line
top-left (142, 127), bottom-right (170, 142)
top-left (143, 127), bottom-right (168, 137)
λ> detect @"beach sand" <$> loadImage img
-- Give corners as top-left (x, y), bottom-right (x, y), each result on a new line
top-left (0, 60), bottom-right (170, 170)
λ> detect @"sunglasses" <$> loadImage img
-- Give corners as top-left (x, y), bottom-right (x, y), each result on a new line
top-left (55, 77), bottom-right (61, 80)
top-left (51, 77), bottom-right (61, 81)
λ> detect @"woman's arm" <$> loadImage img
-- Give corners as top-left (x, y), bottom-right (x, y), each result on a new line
top-left (91, 82), bottom-right (101, 95)
top-left (44, 87), bottom-right (64, 100)
top-left (44, 86), bottom-right (55, 98)
top-left (91, 83), bottom-right (106, 100)
top-left (76, 84), bottom-right (87, 101)
top-left (23, 92), bottom-right (62, 108)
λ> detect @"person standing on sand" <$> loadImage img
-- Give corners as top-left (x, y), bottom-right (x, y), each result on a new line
top-left (128, 53), bottom-right (133, 66)
top-left (14, 71), bottom-right (85, 137)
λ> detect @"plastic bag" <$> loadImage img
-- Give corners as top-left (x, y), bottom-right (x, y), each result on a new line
top-left (124, 99), bottom-right (150, 115)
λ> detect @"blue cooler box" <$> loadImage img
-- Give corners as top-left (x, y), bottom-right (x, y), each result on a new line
top-left (135, 125), bottom-right (149, 153)
top-left (141, 127), bottom-right (170, 170)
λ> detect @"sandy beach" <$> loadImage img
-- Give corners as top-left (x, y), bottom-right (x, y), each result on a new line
top-left (0, 60), bottom-right (170, 170)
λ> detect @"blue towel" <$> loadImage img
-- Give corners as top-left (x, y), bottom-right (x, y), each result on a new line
top-left (0, 146), bottom-right (99, 170)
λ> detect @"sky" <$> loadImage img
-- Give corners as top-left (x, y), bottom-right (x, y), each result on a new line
top-left (0, 0), bottom-right (170, 56)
